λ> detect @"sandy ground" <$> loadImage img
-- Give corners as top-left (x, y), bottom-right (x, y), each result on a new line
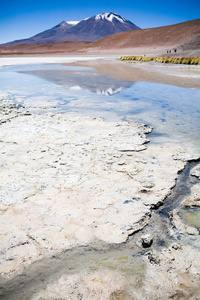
top-left (0, 56), bottom-right (200, 299)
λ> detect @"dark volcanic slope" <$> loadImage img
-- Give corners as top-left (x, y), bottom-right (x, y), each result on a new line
top-left (84, 19), bottom-right (200, 52)
top-left (27, 21), bottom-right (74, 44)
top-left (56, 13), bottom-right (140, 43)
top-left (1, 13), bottom-right (140, 46)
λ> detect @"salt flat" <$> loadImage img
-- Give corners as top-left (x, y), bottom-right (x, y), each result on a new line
top-left (0, 55), bottom-right (113, 67)
top-left (0, 56), bottom-right (200, 299)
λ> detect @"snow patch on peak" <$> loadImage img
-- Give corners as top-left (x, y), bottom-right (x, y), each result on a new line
top-left (95, 13), bottom-right (127, 23)
top-left (67, 21), bottom-right (80, 25)
top-left (59, 21), bottom-right (79, 28)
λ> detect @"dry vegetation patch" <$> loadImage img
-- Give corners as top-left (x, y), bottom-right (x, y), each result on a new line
top-left (120, 56), bottom-right (200, 65)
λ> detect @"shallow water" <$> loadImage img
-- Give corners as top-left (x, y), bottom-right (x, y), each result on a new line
top-left (0, 62), bottom-right (200, 149)
top-left (181, 207), bottom-right (200, 228)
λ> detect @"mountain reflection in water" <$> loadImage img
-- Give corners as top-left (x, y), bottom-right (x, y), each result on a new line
top-left (19, 69), bottom-right (134, 96)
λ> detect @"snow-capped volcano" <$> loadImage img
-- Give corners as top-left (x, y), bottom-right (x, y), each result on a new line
top-left (60, 12), bottom-right (140, 42)
top-left (2, 12), bottom-right (140, 46)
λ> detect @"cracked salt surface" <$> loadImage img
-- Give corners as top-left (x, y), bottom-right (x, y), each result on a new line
top-left (0, 61), bottom-right (200, 299)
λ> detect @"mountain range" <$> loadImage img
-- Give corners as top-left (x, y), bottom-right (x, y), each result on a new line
top-left (3, 13), bottom-right (140, 46)
top-left (0, 14), bottom-right (199, 57)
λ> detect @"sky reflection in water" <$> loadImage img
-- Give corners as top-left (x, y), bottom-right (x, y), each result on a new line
top-left (0, 63), bottom-right (199, 148)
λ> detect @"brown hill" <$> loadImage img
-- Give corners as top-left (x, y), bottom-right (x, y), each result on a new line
top-left (82, 18), bottom-right (200, 55)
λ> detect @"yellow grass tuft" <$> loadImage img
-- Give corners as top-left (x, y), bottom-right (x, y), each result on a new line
top-left (120, 56), bottom-right (200, 65)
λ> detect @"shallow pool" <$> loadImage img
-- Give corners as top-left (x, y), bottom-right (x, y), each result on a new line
top-left (0, 62), bottom-right (200, 149)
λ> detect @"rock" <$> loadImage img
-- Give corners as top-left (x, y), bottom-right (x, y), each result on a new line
top-left (181, 183), bottom-right (200, 207)
top-left (172, 152), bottom-right (200, 162)
top-left (141, 195), bottom-right (163, 209)
top-left (137, 234), bottom-right (153, 248)
top-left (146, 251), bottom-right (160, 265)
top-left (190, 164), bottom-right (200, 179)
top-left (171, 243), bottom-right (181, 250)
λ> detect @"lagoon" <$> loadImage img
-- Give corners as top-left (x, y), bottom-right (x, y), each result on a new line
top-left (0, 61), bottom-right (200, 149)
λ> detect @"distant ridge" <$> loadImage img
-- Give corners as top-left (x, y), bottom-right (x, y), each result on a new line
top-left (1, 12), bottom-right (140, 46)
top-left (81, 18), bottom-right (200, 55)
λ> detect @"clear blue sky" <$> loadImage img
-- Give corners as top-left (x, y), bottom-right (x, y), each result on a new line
top-left (0, 0), bottom-right (199, 44)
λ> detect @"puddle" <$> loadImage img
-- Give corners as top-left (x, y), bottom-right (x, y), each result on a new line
top-left (180, 207), bottom-right (200, 228)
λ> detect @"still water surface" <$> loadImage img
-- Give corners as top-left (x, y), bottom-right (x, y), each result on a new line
top-left (0, 62), bottom-right (200, 148)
